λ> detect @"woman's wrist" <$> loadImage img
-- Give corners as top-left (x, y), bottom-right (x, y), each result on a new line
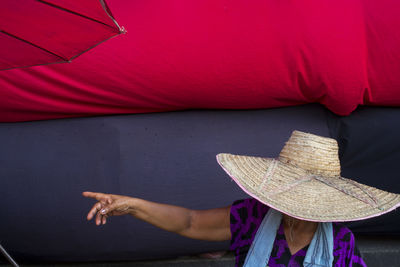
top-left (127, 197), bottom-right (141, 216)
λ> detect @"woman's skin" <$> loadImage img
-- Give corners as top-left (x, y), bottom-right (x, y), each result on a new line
top-left (83, 191), bottom-right (317, 254)
top-left (282, 214), bottom-right (318, 255)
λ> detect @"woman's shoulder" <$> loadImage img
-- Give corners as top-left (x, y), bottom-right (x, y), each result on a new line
top-left (230, 198), bottom-right (270, 256)
top-left (332, 222), bottom-right (357, 248)
top-left (332, 223), bottom-right (367, 266)
top-left (231, 198), bottom-right (268, 209)
top-left (332, 222), bottom-right (355, 240)
top-left (230, 198), bottom-right (270, 228)
top-left (231, 198), bottom-right (269, 217)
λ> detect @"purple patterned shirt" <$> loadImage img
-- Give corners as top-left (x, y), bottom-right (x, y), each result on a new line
top-left (230, 198), bottom-right (367, 267)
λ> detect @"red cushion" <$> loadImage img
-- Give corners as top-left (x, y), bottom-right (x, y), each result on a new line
top-left (1, 0), bottom-right (399, 122)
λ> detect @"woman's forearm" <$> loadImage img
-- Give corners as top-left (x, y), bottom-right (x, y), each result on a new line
top-left (128, 198), bottom-right (193, 235)
top-left (127, 197), bottom-right (231, 241)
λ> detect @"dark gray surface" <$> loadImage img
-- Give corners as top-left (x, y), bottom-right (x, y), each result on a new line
top-left (358, 235), bottom-right (400, 267)
top-left (0, 105), bottom-right (329, 263)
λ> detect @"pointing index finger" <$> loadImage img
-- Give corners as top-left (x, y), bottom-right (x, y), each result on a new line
top-left (82, 191), bottom-right (107, 201)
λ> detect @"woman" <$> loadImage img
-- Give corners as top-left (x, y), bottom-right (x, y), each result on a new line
top-left (84, 131), bottom-right (400, 266)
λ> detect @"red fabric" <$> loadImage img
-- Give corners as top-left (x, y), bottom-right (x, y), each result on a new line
top-left (1, 0), bottom-right (400, 122)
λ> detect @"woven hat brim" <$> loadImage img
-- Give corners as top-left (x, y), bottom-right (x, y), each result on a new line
top-left (217, 153), bottom-right (400, 222)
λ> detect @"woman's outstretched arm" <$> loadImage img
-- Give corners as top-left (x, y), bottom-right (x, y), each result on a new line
top-left (83, 191), bottom-right (231, 241)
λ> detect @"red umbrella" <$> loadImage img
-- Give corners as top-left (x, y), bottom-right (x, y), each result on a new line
top-left (0, 0), bottom-right (125, 70)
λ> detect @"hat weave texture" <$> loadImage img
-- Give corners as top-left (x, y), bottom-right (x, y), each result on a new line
top-left (217, 130), bottom-right (400, 222)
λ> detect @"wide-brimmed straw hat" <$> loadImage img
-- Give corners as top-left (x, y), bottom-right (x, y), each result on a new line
top-left (217, 130), bottom-right (400, 222)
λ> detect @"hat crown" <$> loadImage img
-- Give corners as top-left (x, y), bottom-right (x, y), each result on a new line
top-left (278, 131), bottom-right (341, 176)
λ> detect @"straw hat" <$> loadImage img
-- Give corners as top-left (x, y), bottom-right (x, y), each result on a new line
top-left (217, 130), bottom-right (400, 222)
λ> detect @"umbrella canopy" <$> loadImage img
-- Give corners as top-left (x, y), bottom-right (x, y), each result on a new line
top-left (0, 0), bottom-right (125, 70)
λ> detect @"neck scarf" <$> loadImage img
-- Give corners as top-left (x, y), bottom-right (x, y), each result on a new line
top-left (243, 209), bottom-right (333, 267)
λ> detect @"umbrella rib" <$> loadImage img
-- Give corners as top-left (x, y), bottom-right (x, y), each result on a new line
top-left (0, 30), bottom-right (68, 61)
top-left (37, 0), bottom-right (120, 31)
top-left (99, 0), bottom-right (125, 33)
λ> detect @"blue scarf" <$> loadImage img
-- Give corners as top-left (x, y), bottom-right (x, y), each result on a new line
top-left (243, 209), bottom-right (333, 267)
